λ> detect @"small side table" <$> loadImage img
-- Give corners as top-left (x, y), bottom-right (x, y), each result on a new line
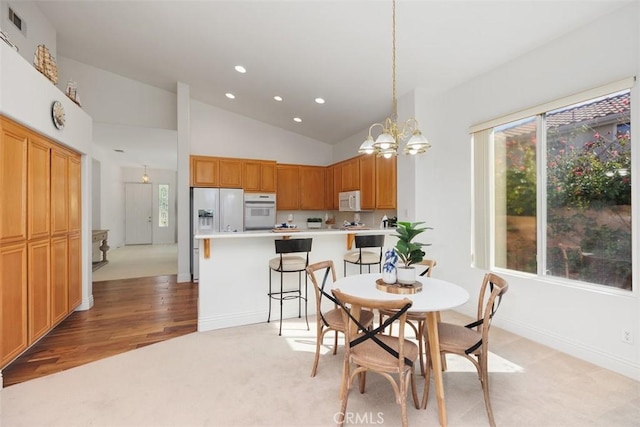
top-left (92, 229), bottom-right (110, 271)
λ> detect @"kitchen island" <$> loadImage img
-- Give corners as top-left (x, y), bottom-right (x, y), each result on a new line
top-left (195, 228), bottom-right (397, 332)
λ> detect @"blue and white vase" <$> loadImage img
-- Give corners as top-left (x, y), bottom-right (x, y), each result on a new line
top-left (382, 249), bottom-right (398, 284)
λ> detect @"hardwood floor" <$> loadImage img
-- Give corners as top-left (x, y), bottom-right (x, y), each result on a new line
top-left (2, 275), bottom-right (197, 387)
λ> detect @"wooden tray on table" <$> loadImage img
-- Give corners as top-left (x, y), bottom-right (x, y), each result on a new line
top-left (376, 279), bottom-right (422, 294)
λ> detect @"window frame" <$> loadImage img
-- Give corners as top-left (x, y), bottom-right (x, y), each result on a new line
top-left (472, 78), bottom-right (636, 292)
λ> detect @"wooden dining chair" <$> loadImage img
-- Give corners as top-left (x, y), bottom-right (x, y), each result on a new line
top-left (305, 260), bottom-right (374, 377)
top-left (332, 288), bottom-right (420, 427)
top-left (422, 272), bottom-right (509, 426)
top-left (379, 259), bottom-right (438, 376)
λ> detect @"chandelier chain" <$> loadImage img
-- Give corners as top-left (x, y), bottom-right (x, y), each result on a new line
top-left (391, 0), bottom-right (397, 119)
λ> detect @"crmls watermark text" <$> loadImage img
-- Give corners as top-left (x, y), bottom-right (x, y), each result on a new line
top-left (333, 411), bottom-right (385, 425)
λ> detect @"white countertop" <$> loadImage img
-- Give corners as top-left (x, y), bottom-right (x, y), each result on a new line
top-left (195, 227), bottom-right (397, 239)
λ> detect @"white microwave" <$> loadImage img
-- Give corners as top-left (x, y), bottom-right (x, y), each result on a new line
top-left (339, 190), bottom-right (361, 212)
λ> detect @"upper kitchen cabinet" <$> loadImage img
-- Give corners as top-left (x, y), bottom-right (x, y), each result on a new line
top-left (340, 157), bottom-right (360, 191)
top-left (276, 165), bottom-right (299, 210)
top-left (359, 155), bottom-right (376, 210)
top-left (244, 160), bottom-right (276, 193)
top-left (299, 166), bottom-right (325, 210)
top-left (375, 156), bottom-right (397, 209)
top-left (219, 158), bottom-right (244, 188)
top-left (0, 118), bottom-right (28, 244)
top-left (190, 156), bottom-right (219, 187)
top-left (325, 165), bottom-right (336, 210)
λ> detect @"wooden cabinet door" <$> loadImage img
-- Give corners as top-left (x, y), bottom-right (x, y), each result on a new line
top-left (376, 156), bottom-right (397, 209)
top-left (276, 165), bottom-right (299, 210)
top-left (51, 149), bottom-right (69, 235)
top-left (28, 137), bottom-right (50, 240)
top-left (300, 166), bottom-right (325, 210)
top-left (68, 233), bottom-right (82, 310)
top-left (219, 158), bottom-right (243, 188)
top-left (190, 156), bottom-right (219, 187)
top-left (1, 242), bottom-right (27, 367)
top-left (50, 236), bottom-right (68, 325)
top-left (260, 161), bottom-right (277, 192)
top-left (333, 164), bottom-right (341, 205)
top-left (243, 161), bottom-right (261, 192)
top-left (359, 155), bottom-right (376, 210)
top-left (28, 239), bottom-right (50, 344)
top-left (341, 158), bottom-right (360, 191)
top-left (0, 119), bottom-right (28, 244)
top-left (68, 155), bottom-right (81, 233)
top-left (325, 165), bottom-right (335, 210)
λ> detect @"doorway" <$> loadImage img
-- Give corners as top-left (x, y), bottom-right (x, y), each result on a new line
top-left (125, 183), bottom-right (153, 244)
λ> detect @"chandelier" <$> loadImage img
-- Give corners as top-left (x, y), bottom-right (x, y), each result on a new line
top-left (358, 0), bottom-right (431, 158)
top-left (142, 165), bottom-right (149, 183)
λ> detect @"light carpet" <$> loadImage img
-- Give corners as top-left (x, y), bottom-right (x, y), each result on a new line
top-left (92, 244), bottom-right (178, 281)
top-left (1, 313), bottom-right (638, 427)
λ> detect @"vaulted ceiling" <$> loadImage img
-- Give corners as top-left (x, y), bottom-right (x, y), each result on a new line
top-left (35, 0), bottom-right (630, 145)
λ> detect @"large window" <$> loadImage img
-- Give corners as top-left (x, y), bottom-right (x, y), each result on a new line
top-left (474, 83), bottom-right (633, 291)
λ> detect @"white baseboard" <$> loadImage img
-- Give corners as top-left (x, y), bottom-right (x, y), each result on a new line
top-left (500, 316), bottom-right (640, 381)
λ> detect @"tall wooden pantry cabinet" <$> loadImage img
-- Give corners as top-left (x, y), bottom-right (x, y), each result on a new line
top-left (0, 116), bottom-right (82, 369)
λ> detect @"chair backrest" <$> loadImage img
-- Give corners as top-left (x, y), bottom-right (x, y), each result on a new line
top-left (332, 288), bottom-right (414, 369)
top-left (355, 234), bottom-right (385, 249)
top-left (275, 238), bottom-right (313, 254)
top-left (306, 260), bottom-right (337, 325)
top-left (465, 273), bottom-right (508, 354)
top-left (417, 259), bottom-right (437, 277)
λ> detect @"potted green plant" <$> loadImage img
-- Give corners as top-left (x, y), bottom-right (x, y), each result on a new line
top-left (394, 221), bottom-right (430, 284)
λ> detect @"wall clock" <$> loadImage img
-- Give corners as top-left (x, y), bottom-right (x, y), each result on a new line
top-left (51, 100), bottom-right (65, 130)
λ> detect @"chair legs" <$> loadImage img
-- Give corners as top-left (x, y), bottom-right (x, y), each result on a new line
top-left (267, 268), bottom-right (309, 336)
top-left (337, 364), bottom-right (418, 427)
top-left (480, 352), bottom-right (496, 427)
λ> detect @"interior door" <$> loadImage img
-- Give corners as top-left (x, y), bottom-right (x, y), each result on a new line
top-left (125, 183), bottom-right (152, 245)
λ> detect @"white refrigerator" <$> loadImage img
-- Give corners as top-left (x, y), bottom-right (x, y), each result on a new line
top-left (191, 188), bottom-right (244, 281)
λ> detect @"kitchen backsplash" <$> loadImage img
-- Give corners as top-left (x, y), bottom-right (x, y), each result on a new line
top-left (275, 210), bottom-right (397, 229)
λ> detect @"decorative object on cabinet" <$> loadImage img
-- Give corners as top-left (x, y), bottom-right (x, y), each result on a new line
top-left (0, 28), bottom-right (18, 51)
top-left (51, 101), bottom-right (65, 130)
top-left (358, 0), bottom-right (431, 158)
top-left (65, 80), bottom-right (82, 106)
top-left (394, 221), bottom-right (430, 284)
top-left (33, 45), bottom-right (58, 84)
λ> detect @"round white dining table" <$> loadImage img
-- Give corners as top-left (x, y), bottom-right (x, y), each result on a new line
top-left (333, 273), bottom-right (470, 427)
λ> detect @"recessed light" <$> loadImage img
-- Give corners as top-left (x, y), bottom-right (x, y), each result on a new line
top-left (315, 97), bottom-right (325, 104)
top-left (225, 93), bottom-right (235, 99)
top-left (293, 117), bottom-right (302, 123)
top-left (273, 96), bottom-right (283, 102)
top-left (234, 65), bottom-right (246, 73)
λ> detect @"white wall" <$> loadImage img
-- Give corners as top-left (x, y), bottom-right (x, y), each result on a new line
top-left (408, 3), bottom-right (640, 379)
top-left (190, 99), bottom-right (333, 165)
top-left (0, 1), bottom-right (57, 67)
top-left (57, 56), bottom-right (177, 131)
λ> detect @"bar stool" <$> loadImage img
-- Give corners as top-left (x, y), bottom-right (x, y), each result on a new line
top-left (268, 238), bottom-right (313, 335)
top-left (343, 234), bottom-right (385, 276)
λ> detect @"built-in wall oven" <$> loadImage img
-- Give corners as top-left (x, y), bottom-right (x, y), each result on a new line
top-left (244, 193), bottom-right (276, 230)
